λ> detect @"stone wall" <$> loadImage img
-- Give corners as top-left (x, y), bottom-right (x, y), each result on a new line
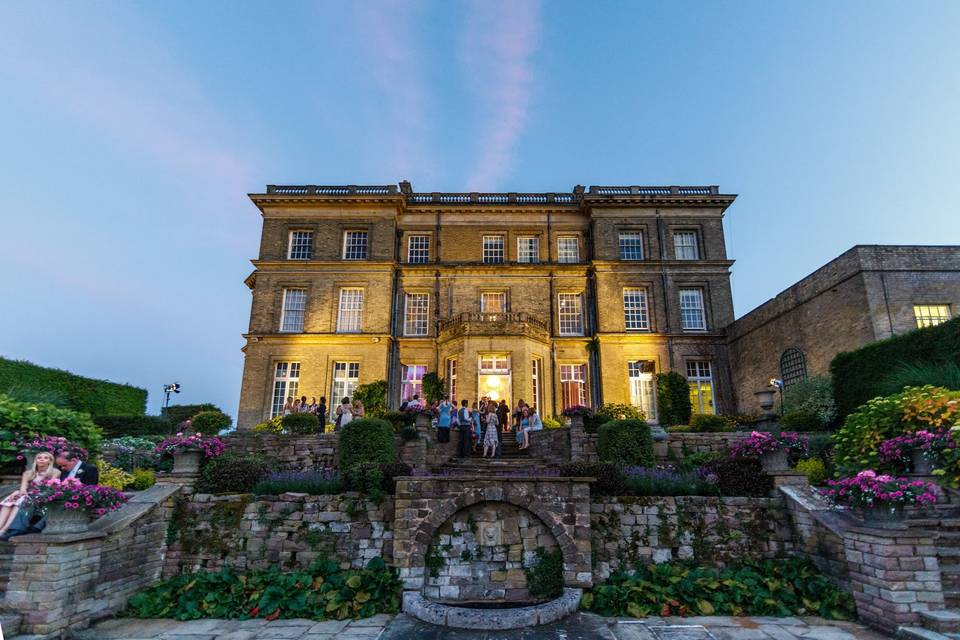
top-left (528, 428), bottom-right (570, 465)
top-left (225, 433), bottom-right (338, 470)
top-left (590, 496), bottom-right (794, 581)
top-left (163, 492), bottom-right (393, 577)
top-left (424, 501), bottom-right (559, 602)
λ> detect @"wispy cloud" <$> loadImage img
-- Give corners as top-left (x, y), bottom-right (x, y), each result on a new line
top-left (351, 1), bottom-right (436, 182)
top-left (461, 0), bottom-right (542, 191)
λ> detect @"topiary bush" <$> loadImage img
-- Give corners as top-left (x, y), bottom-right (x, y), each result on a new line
top-left (282, 412), bottom-right (319, 435)
top-left (595, 403), bottom-right (644, 424)
top-left (252, 416), bottom-right (284, 434)
top-left (597, 419), bottom-right (654, 467)
top-left (337, 418), bottom-right (397, 470)
top-left (558, 461), bottom-right (626, 496)
top-left (126, 468), bottom-right (156, 491)
top-left (794, 458), bottom-right (827, 485)
top-left (163, 403), bottom-right (222, 426)
top-left (195, 454), bottom-right (273, 494)
top-left (99, 461), bottom-right (135, 490)
top-left (191, 411), bottom-right (232, 435)
top-left (656, 372), bottom-right (692, 427)
top-left (94, 415), bottom-right (172, 438)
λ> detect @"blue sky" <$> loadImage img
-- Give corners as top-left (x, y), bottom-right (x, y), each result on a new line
top-left (1, 1), bottom-right (958, 416)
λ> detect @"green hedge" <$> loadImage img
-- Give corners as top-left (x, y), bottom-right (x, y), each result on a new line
top-left (0, 357), bottom-right (146, 416)
top-left (0, 395), bottom-right (102, 464)
top-left (162, 404), bottom-right (222, 426)
top-left (656, 372), bottom-right (692, 427)
top-left (94, 415), bottom-right (173, 438)
top-left (831, 316), bottom-right (960, 419)
top-left (337, 418), bottom-right (396, 470)
top-left (597, 419), bottom-right (654, 467)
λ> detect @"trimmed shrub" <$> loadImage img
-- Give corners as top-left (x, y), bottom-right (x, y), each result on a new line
top-left (191, 411), bottom-right (232, 435)
top-left (338, 419), bottom-right (397, 470)
top-left (126, 468), bottom-right (156, 491)
top-left (541, 416), bottom-right (562, 429)
top-left (195, 454), bottom-right (273, 494)
top-left (99, 461), bottom-right (135, 490)
top-left (342, 462), bottom-right (411, 502)
top-left (163, 403), bottom-right (222, 426)
top-left (282, 413), bottom-right (319, 435)
top-left (782, 376), bottom-right (836, 427)
top-left (558, 461), bottom-right (626, 496)
top-left (0, 394), bottom-right (102, 464)
top-left (779, 409), bottom-right (823, 433)
top-left (706, 457), bottom-right (772, 497)
top-left (689, 414), bottom-right (735, 432)
top-left (0, 357), bottom-right (147, 416)
top-left (656, 372), bottom-right (692, 427)
top-left (595, 403), bottom-right (644, 424)
top-left (597, 419), bottom-right (654, 467)
top-left (353, 380), bottom-right (388, 417)
top-left (94, 415), bottom-right (172, 438)
top-left (252, 416), bottom-right (284, 434)
top-left (830, 316), bottom-right (960, 419)
top-left (795, 458), bottom-right (827, 485)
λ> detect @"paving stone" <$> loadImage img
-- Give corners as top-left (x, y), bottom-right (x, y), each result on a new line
top-left (306, 620), bottom-right (351, 634)
top-left (757, 625), bottom-right (803, 640)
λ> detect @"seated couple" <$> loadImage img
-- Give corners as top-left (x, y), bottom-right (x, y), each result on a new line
top-left (0, 451), bottom-right (99, 539)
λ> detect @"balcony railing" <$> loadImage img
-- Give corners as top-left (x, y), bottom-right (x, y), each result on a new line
top-left (438, 312), bottom-right (548, 333)
top-left (260, 184), bottom-right (722, 202)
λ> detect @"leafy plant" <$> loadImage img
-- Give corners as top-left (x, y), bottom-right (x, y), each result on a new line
top-left (353, 380), bottom-right (388, 418)
top-left (689, 414), bottom-right (736, 432)
top-left (596, 403), bottom-right (644, 423)
top-left (98, 460), bottom-right (134, 490)
top-left (253, 416), bottom-right (284, 434)
top-left (342, 462), bottom-right (410, 502)
top-left (0, 394), bottom-right (103, 464)
top-left (196, 454), bottom-right (273, 494)
top-left (558, 461), bottom-right (626, 496)
top-left (337, 419), bottom-right (397, 470)
top-left (253, 469), bottom-right (342, 496)
top-left (383, 410), bottom-right (414, 433)
top-left (422, 373), bottom-right (445, 404)
top-left (399, 425), bottom-right (418, 442)
top-left (656, 372), bottom-right (692, 427)
top-left (191, 411), bottom-right (232, 435)
top-left (541, 416), bottom-right (562, 429)
top-left (779, 410), bottom-right (824, 433)
top-left (880, 361), bottom-right (960, 397)
top-left (597, 419), bottom-right (654, 467)
top-left (583, 558), bottom-right (855, 620)
top-left (283, 413), bottom-right (319, 435)
top-left (781, 376), bottom-right (836, 427)
top-left (103, 436), bottom-right (161, 471)
top-left (705, 457), bottom-right (772, 497)
top-left (794, 458), bottom-right (827, 485)
top-left (622, 466), bottom-right (719, 496)
top-left (126, 557), bottom-right (402, 621)
top-left (524, 548), bottom-right (563, 599)
top-left (26, 477), bottom-right (128, 517)
top-left (126, 468), bottom-right (156, 491)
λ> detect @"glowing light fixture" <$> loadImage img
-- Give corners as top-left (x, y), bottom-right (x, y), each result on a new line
top-left (487, 375), bottom-right (501, 388)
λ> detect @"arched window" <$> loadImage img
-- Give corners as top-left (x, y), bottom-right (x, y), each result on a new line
top-left (779, 348), bottom-right (807, 387)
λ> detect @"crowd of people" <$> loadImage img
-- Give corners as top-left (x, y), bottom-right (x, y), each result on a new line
top-left (0, 450), bottom-right (100, 539)
top-left (280, 395), bottom-right (369, 432)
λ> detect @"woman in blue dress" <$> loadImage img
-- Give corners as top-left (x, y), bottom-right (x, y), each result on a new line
top-left (516, 407), bottom-right (530, 448)
top-left (437, 397), bottom-right (453, 443)
top-left (471, 402), bottom-right (482, 451)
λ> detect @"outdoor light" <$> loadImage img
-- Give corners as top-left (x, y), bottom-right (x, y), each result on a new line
top-left (163, 382), bottom-right (182, 412)
top-left (769, 378), bottom-right (785, 415)
top-left (486, 375), bottom-right (501, 388)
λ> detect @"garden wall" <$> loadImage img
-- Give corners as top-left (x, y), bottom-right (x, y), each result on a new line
top-left (224, 434), bottom-right (338, 470)
top-left (529, 429), bottom-right (570, 465)
top-left (163, 492), bottom-right (394, 577)
top-left (590, 496), bottom-right (794, 581)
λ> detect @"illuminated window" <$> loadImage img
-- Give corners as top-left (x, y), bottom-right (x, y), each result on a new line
top-left (618, 232), bottom-right (644, 260)
top-left (331, 362), bottom-right (360, 414)
top-left (483, 235), bottom-right (504, 264)
top-left (517, 236), bottom-right (539, 263)
top-left (914, 304), bottom-right (951, 328)
top-left (270, 362), bottom-right (300, 418)
top-left (558, 293), bottom-right (584, 335)
top-left (780, 348), bottom-right (807, 387)
top-left (557, 237), bottom-right (579, 263)
top-left (479, 354), bottom-right (510, 373)
top-left (288, 231), bottom-right (313, 260)
top-left (446, 358), bottom-right (458, 404)
top-left (531, 358), bottom-right (543, 412)
top-left (401, 364), bottom-right (426, 403)
top-left (342, 231), bottom-right (368, 260)
top-left (336, 288), bottom-right (364, 333)
top-left (404, 293), bottom-right (429, 336)
top-left (673, 231), bottom-right (699, 260)
top-left (280, 288), bottom-right (307, 332)
top-left (623, 288), bottom-right (649, 331)
top-left (628, 361), bottom-right (657, 422)
top-left (481, 291), bottom-right (507, 313)
top-left (687, 361), bottom-right (714, 415)
top-left (408, 235), bottom-right (430, 263)
top-left (680, 288), bottom-right (706, 330)
top-left (560, 364), bottom-right (588, 410)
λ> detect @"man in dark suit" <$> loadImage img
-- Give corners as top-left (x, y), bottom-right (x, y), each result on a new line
top-left (55, 451), bottom-right (100, 485)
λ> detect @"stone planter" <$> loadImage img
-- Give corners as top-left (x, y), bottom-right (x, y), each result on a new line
top-left (760, 449), bottom-right (790, 472)
top-left (415, 413), bottom-right (432, 430)
top-left (862, 502), bottom-right (906, 529)
top-left (44, 503), bottom-right (93, 535)
top-left (172, 449), bottom-right (203, 474)
top-left (569, 415), bottom-right (584, 429)
top-left (911, 448), bottom-right (935, 475)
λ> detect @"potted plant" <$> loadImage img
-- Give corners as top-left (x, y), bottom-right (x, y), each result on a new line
top-left (561, 405), bottom-right (595, 429)
top-left (730, 431), bottom-right (807, 472)
top-left (878, 429), bottom-right (951, 475)
top-left (18, 436), bottom-right (88, 471)
top-left (26, 478), bottom-right (128, 534)
top-left (822, 470), bottom-right (939, 528)
top-left (155, 432), bottom-right (225, 474)
top-left (405, 406), bottom-right (435, 430)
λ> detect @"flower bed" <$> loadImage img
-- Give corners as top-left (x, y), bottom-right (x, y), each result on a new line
top-left (622, 466), bottom-right (719, 497)
top-left (253, 469), bottom-right (343, 495)
top-left (26, 477), bottom-right (128, 517)
top-left (730, 431), bottom-right (807, 457)
top-left (18, 435), bottom-right (88, 460)
top-left (822, 470), bottom-right (938, 508)
top-left (155, 433), bottom-right (225, 459)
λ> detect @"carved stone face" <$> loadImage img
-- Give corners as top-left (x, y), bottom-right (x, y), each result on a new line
top-left (480, 522), bottom-right (502, 546)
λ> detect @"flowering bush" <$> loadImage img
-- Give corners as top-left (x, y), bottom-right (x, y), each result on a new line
top-left (26, 477), bottom-right (128, 517)
top-left (821, 470), bottom-right (938, 507)
top-left (155, 433), bottom-right (225, 459)
top-left (730, 431), bottom-right (807, 458)
top-left (622, 465), bottom-right (719, 496)
top-left (561, 405), bottom-right (595, 419)
top-left (878, 429), bottom-right (953, 464)
top-left (18, 435), bottom-right (88, 460)
top-left (103, 436), bottom-right (159, 471)
top-left (252, 415), bottom-right (284, 434)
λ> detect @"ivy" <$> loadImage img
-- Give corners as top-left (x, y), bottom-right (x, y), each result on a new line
top-left (524, 548), bottom-right (563, 599)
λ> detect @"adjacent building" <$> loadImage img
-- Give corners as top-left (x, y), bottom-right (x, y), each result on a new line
top-left (237, 182), bottom-right (738, 430)
top-left (728, 245), bottom-right (960, 413)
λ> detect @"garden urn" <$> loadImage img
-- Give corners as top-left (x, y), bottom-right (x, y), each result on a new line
top-left (759, 449), bottom-right (790, 472)
top-left (44, 503), bottom-right (92, 535)
top-left (911, 448), bottom-right (935, 475)
top-left (172, 448), bottom-right (203, 474)
top-left (569, 415), bottom-right (585, 429)
top-left (414, 412), bottom-right (432, 430)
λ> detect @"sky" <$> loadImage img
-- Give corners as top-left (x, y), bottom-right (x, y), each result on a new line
top-left (1, 1), bottom-right (958, 417)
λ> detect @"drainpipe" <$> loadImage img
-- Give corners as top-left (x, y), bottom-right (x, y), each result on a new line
top-left (549, 272), bottom-right (558, 417)
top-left (388, 226), bottom-right (402, 409)
top-left (656, 210), bottom-right (675, 371)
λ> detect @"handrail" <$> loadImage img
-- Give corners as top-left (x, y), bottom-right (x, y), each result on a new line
top-left (438, 312), bottom-right (548, 332)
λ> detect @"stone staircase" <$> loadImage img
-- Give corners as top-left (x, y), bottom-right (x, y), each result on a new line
top-left (436, 439), bottom-right (558, 476)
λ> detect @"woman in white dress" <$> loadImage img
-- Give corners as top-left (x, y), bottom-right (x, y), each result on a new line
top-left (482, 406), bottom-right (500, 458)
top-left (335, 397), bottom-right (353, 430)
top-left (0, 452), bottom-right (60, 534)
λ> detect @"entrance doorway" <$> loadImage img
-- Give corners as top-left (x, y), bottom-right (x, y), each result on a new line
top-left (477, 354), bottom-right (511, 408)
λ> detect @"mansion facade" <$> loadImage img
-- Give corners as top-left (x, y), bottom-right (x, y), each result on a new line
top-left (236, 182), bottom-right (737, 430)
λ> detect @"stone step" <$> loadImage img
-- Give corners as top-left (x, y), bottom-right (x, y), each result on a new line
top-left (944, 589), bottom-right (960, 610)
top-left (898, 626), bottom-right (952, 640)
top-left (921, 610), bottom-right (960, 634)
top-left (0, 612), bottom-right (22, 636)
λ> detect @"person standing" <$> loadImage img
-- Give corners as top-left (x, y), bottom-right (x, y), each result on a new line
top-left (335, 397), bottom-right (353, 431)
top-left (317, 397), bottom-right (328, 431)
top-left (471, 402), bottom-right (482, 452)
top-left (496, 400), bottom-right (509, 457)
top-left (283, 397), bottom-right (295, 416)
top-left (457, 400), bottom-right (472, 458)
top-left (437, 397), bottom-right (453, 443)
top-left (482, 405), bottom-right (499, 458)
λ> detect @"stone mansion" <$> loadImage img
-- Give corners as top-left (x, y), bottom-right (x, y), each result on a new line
top-left (237, 182), bottom-right (736, 430)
